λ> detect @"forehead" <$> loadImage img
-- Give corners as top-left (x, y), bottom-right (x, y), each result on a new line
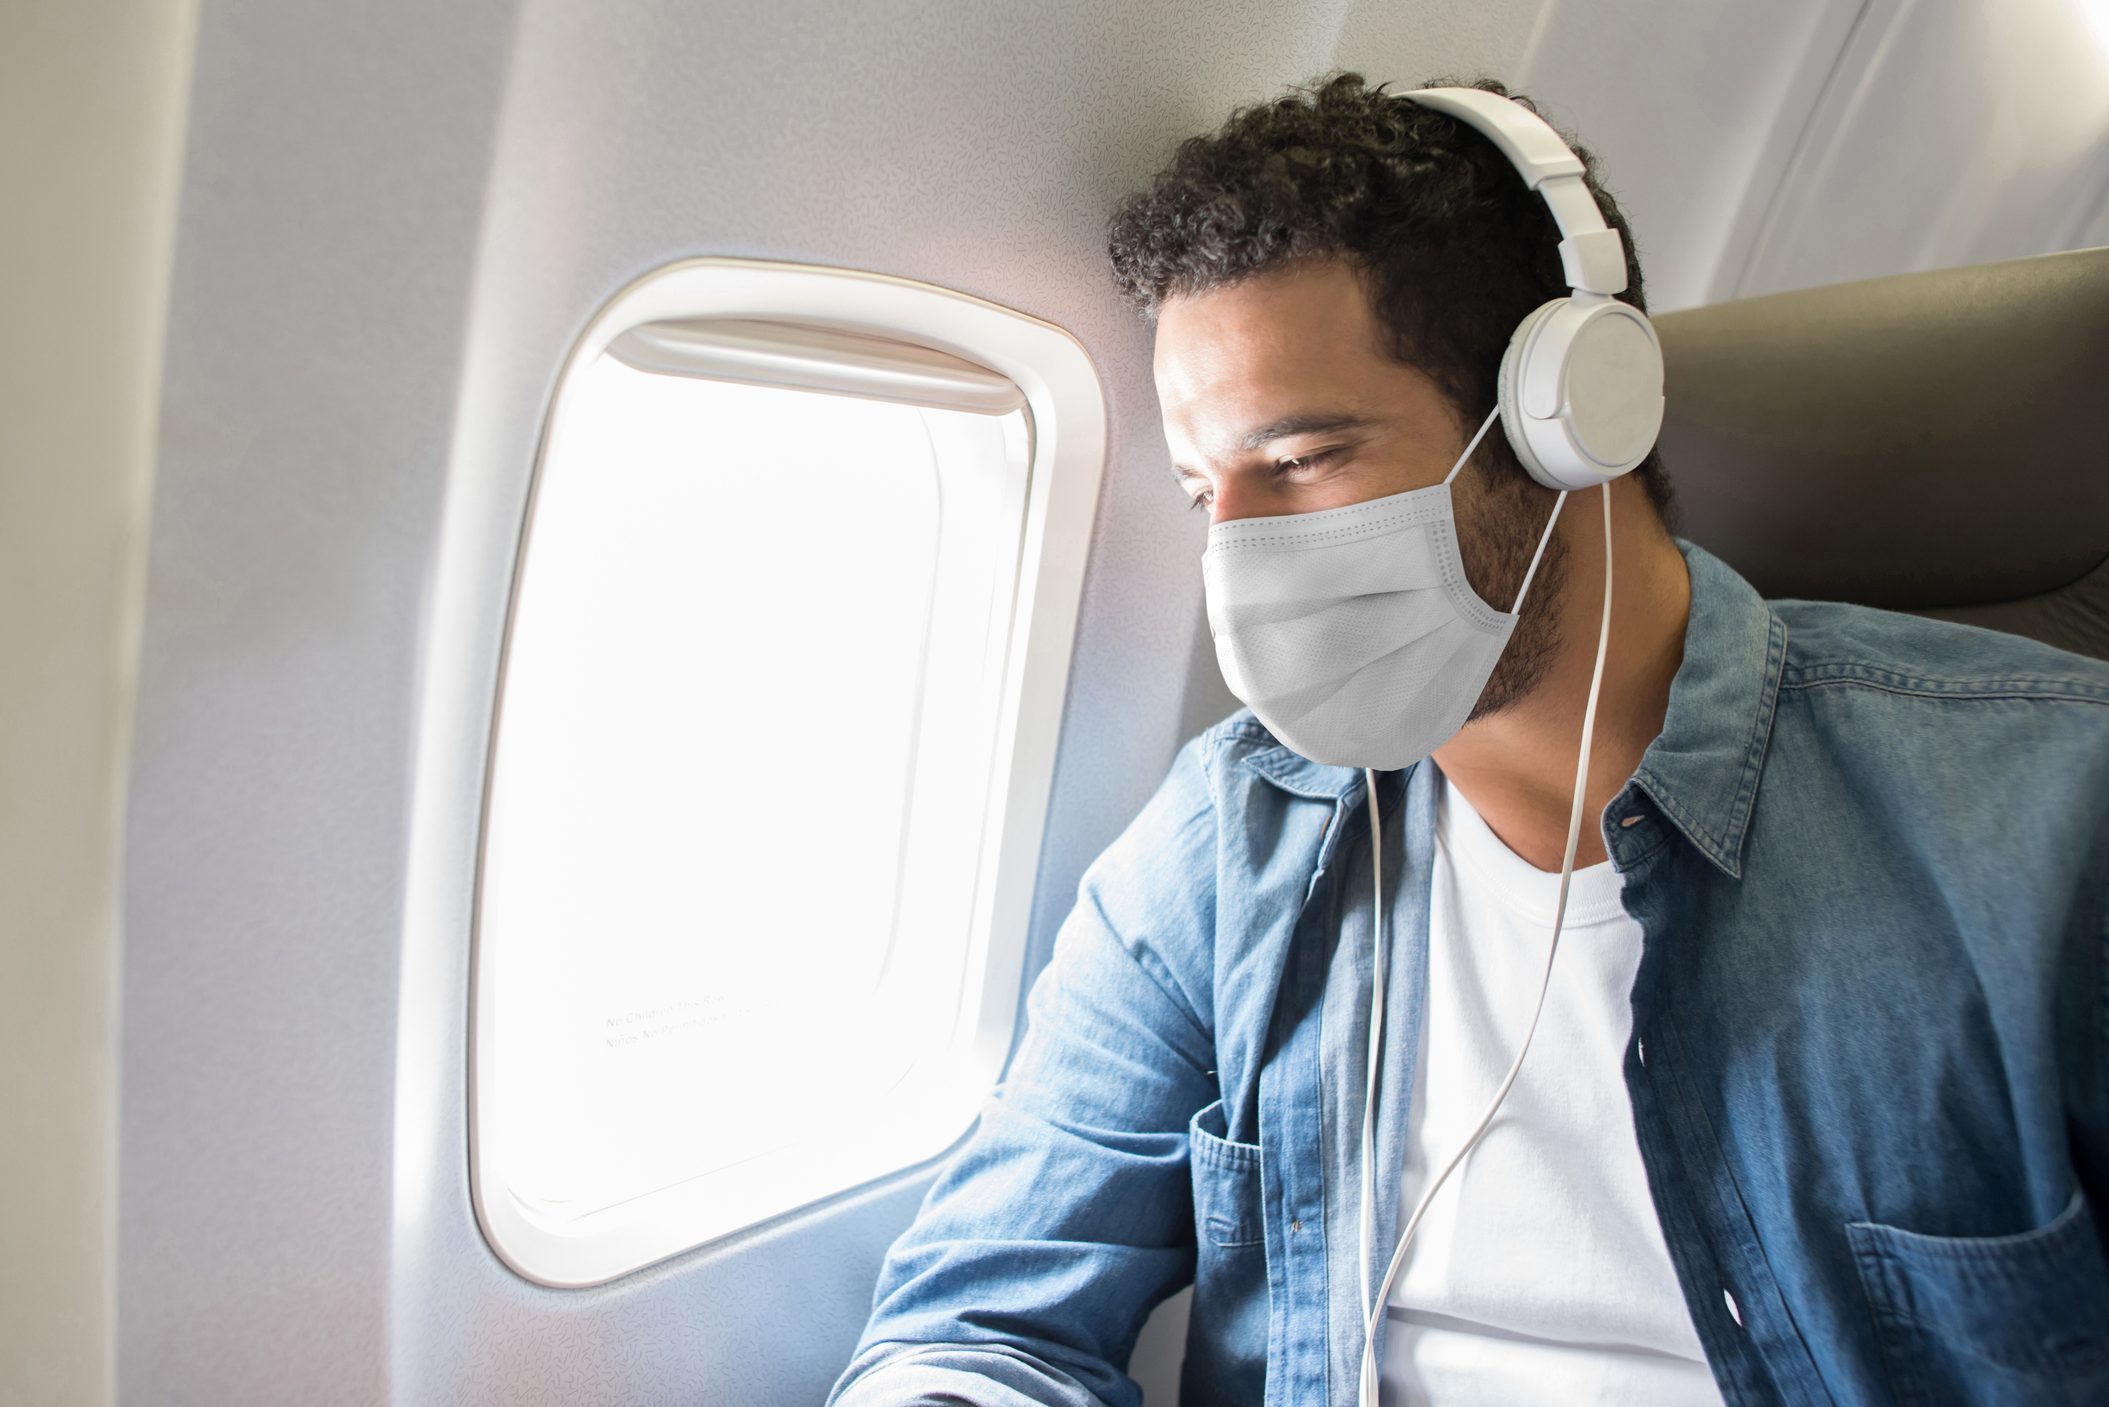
top-left (1151, 262), bottom-right (1398, 441)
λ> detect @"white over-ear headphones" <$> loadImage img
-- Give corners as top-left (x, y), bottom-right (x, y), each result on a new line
top-left (1400, 87), bottom-right (1666, 493)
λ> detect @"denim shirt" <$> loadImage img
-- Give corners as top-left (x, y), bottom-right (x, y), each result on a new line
top-left (831, 543), bottom-right (2109, 1407)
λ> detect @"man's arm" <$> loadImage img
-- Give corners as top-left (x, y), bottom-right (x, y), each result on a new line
top-left (830, 736), bottom-right (1222, 1407)
top-left (2074, 873), bottom-right (2109, 1214)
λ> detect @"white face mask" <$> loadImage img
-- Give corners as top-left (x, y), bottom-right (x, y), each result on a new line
top-left (1201, 408), bottom-right (1565, 769)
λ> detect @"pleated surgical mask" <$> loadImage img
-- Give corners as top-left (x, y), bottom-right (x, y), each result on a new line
top-left (1201, 407), bottom-right (1564, 770)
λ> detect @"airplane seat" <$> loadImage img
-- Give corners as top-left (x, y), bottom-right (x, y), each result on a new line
top-left (1652, 245), bottom-right (2109, 663)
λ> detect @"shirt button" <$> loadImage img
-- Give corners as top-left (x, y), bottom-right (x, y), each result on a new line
top-left (1637, 1037), bottom-right (1647, 1067)
top-left (1620, 813), bottom-right (1646, 828)
top-left (1723, 1288), bottom-right (1743, 1326)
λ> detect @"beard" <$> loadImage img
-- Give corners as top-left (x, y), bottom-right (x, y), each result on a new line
top-left (1455, 453), bottom-right (1571, 725)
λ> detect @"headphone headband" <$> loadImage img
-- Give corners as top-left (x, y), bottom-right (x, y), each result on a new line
top-left (1402, 87), bottom-right (1630, 297)
top-left (1395, 85), bottom-right (1663, 490)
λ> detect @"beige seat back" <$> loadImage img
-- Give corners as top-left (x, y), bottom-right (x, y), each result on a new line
top-left (1653, 246), bottom-right (2109, 661)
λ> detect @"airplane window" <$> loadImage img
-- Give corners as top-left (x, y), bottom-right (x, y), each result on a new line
top-left (472, 265), bottom-right (1101, 1287)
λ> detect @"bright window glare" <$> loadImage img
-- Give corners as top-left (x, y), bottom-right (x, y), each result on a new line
top-left (2085, 0), bottom-right (2109, 60)
top-left (482, 351), bottom-right (1023, 1222)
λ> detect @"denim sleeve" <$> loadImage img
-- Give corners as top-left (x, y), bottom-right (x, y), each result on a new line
top-left (2081, 875), bottom-right (2109, 1210)
top-left (829, 735), bottom-right (1221, 1407)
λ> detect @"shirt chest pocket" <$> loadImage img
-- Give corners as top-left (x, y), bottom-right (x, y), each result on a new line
top-left (1185, 1099), bottom-right (1269, 1406)
top-left (1847, 1188), bottom-right (2109, 1404)
top-left (1189, 1098), bottom-right (1265, 1248)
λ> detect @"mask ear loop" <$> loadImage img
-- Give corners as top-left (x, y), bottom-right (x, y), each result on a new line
top-left (1440, 406), bottom-right (1504, 488)
top-left (1440, 404), bottom-right (1570, 617)
top-left (1357, 478), bottom-right (1616, 1407)
top-left (1509, 491), bottom-right (1568, 614)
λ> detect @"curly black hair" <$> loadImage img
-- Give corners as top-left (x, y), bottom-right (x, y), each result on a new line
top-left (1108, 71), bottom-right (1673, 518)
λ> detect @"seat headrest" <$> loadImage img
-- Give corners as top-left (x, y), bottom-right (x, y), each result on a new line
top-left (1654, 246), bottom-right (2109, 661)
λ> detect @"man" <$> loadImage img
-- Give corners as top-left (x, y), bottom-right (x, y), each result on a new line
top-left (831, 74), bottom-right (2109, 1406)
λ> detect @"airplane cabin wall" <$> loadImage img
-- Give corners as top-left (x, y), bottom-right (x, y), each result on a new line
top-left (101, 2), bottom-right (2109, 1404)
top-left (1726, 0), bottom-right (2109, 300)
top-left (0, 3), bottom-right (198, 1404)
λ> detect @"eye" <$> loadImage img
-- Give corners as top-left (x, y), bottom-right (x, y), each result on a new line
top-left (1277, 448), bottom-right (1338, 474)
top-left (1187, 489), bottom-right (1214, 513)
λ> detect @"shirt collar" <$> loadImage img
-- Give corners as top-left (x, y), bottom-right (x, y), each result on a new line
top-left (1628, 540), bottom-right (1786, 879)
top-left (1236, 539), bottom-right (1787, 879)
top-left (1236, 735), bottom-right (1366, 802)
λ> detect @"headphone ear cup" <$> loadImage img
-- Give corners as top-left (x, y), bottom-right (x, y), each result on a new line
top-left (1497, 299), bottom-right (1568, 487)
top-left (1497, 296), bottom-right (1665, 490)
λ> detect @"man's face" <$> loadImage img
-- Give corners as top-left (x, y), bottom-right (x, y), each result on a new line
top-left (1153, 258), bottom-right (1568, 723)
top-left (1154, 259), bottom-right (1472, 520)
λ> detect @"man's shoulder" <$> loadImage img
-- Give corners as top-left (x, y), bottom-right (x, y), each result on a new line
top-left (1758, 598), bottom-right (2109, 825)
top-left (1768, 596), bottom-right (2109, 708)
top-left (1097, 707), bottom-right (1351, 906)
top-left (1087, 713), bottom-right (1266, 881)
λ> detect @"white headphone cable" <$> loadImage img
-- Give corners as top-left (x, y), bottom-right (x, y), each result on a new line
top-left (1357, 480), bottom-right (1616, 1407)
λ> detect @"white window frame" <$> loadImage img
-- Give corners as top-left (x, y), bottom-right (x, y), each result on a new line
top-left (466, 259), bottom-right (1106, 1288)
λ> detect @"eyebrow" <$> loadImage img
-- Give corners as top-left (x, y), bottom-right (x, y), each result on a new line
top-left (1237, 413), bottom-right (1376, 451)
top-left (1171, 413), bottom-right (1377, 483)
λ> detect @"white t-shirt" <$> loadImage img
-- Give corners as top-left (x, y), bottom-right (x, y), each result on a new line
top-left (1380, 771), bottom-right (1726, 1406)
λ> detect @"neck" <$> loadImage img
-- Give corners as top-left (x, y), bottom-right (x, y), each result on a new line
top-left (1429, 477), bottom-right (1691, 871)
